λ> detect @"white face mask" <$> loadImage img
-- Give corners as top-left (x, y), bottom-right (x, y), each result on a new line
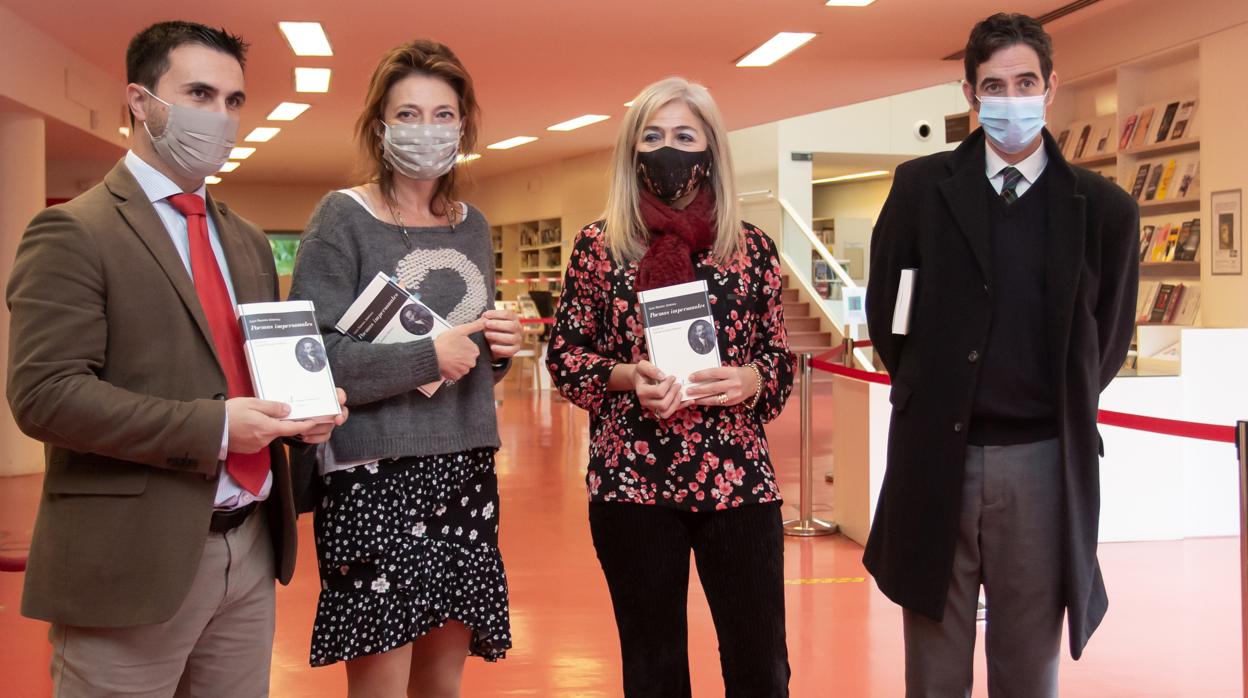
top-left (977, 92), bottom-right (1048, 154)
top-left (380, 121), bottom-right (460, 180)
top-left (141, 87), bottom-right (239, 180)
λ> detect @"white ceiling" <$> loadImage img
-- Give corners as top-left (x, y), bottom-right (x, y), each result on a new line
top-left (3, 0), bottom-right (1114, 186)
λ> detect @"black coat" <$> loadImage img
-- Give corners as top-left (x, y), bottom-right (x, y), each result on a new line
top-left (863, 129), bottom-right (1139, 659)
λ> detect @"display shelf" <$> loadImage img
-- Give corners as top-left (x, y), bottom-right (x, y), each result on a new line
top-left (1138, 192), bottom-right (1200, 213)
top-left (1123, 137), bottom-right (1200, 159)
top-left (1140, 261), bottom-right (1201, 277)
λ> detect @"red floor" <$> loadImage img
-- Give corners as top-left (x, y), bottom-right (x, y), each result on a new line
top-left (1, 370), bottom-right (1242, 696)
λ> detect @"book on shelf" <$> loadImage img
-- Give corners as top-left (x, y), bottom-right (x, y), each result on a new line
top-left (1154, 101), bottom-right (1181, 143)
top-left (1169, 221), bottom-right (1193, 262)
top-left (1148, 282), bottom-right (1177, 323)
top-left (1154, 159), bottom-right (1178, 201)
top-left (1172, 284), bottom-right (1201, 325)
top-left (1179, 219), bottom-right (1201, 261)
top-left (1132, 107), bottom-right (1155, 149)
top-left (334, 271), bottom-right (454, 398)
top-left (1143, 164), bottom-right (1165, 201)
top-left (1129, 163), bottom-right (1152, 199)
top-left (1094, 125), bottom-right (1113, 154)
top-left (1056, 129), bottom-right (1071, 153)
top-left (1161, 222), bottom-right (1183, 262)
top-left (237, 300), bottom-right (342, 422)
top-left (1148, 223), bottom-right (1172, 262)
top-left (1073, 124), bottom-right (1092, 160)
top-left (637, 280), bottom-right (722, 402)
top-left (1137, 281), bottom-right (1160, 323)
top-left (1119, 115), bottom-right (1138, 151)
top-left (1139, 224), bottom-right (1156, 263)
top-left (1162, 284), bottom-right (1185, 324)
top-left (1170, 100), bottom-right (1197, 140)
top-left (1175, 161), bottom-right (1199, 199)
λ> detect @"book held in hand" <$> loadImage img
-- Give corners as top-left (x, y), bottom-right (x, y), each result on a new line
top-left (637, 280), bottom-right (723, 402)
top-left (891, 268), bottom-right (918, 335)
top-left (237, 301), bottom-right (342, 421)
top-left (335, 271), bottom-right (453, 397)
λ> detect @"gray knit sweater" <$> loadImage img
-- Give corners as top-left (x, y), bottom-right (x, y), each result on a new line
top-left (289, 191), bottom-right (503, 461)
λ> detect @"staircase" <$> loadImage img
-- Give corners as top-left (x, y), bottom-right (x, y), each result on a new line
top-left (780, 275), bottom-right (840, 376)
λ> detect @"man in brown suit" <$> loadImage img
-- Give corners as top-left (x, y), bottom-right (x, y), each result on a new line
top-left (6, 21), bottom-right (346, 696)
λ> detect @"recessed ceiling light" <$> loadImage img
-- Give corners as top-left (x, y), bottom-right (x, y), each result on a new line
top-left (736, 32), bottom-right (817, 67)
top-left (219, 162), bottom-right (241, 173)
top-left (118, 126), bottom-right (130, 138)
top-left (826, 0), bottom-right (876, 5)
top-left (811, 170), bottom-right (890, 184)
top-left (487, 136), bottom-right (538, 150)
top-left (295, 67), bottom-right (332, 93)
top-left (229, 147), bottom-right (257, 160)
top-left (245, 127), bottom-right (281, 142)
top-left (267, 102), bottom-right (311, 121)
top-left (278, 22), bottom-right (333, 56)
top-left (457, 153), bottom-right (482, 163)
top-left (205, 175), bottom-right (223, 184)
top-left (547, 114), bottom-right (610, 132)
top-left (623, 100), bottom-right (635, 107)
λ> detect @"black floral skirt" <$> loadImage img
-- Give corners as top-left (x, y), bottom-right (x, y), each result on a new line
top-left (309, 447), bottom-right (511, 666)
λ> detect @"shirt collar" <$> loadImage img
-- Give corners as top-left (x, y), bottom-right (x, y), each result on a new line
top-left (124, 150), bottom-right (208, 204)
top-left (985, 139), bottom-right (1048, 184)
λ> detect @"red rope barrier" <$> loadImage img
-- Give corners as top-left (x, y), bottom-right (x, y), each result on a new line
top-left (808, 356), bottom-right (1236, 443)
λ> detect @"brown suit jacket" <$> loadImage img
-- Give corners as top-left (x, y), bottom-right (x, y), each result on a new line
top-left (6, 160), bottom-right (300, 628)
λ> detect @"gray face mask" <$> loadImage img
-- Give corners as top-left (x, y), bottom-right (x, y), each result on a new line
top-left (380, 121), bottom-right (460, 180)
top-left (141, 87), bottom-right (239, 181)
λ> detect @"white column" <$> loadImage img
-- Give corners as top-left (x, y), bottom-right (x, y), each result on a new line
top-left (0, 112), bottom-right (47, 476)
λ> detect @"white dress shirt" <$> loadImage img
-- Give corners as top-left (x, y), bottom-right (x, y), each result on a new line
top-left (985, 141), bottom-right (1049, 199)
top-left (124, 151), bottom-right (272, 509)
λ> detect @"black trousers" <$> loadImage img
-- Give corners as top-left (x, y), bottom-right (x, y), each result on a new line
top-left (589, 501), bottom-right (790, 698)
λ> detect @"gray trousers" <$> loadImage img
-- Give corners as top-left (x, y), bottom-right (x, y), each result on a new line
top-left (904, 438), bottom-right (1064, 698)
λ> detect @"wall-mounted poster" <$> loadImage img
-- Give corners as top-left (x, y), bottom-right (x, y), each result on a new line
top-left (1211, 189), bottom-right (1241, 275)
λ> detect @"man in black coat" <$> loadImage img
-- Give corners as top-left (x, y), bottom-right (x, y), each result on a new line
top-left (864, 13), bottom-right (1139, 696)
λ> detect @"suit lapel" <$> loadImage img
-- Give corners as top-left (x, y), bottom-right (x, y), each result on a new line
top-left (1042, 131), bottom-right (1087, 390)
top-left (105, 162), bottom-right (218, 352)
top-left (939, 132), bottom-right (993, 285)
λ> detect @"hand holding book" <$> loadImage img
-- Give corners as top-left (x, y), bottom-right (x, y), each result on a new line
top-left (632, 360), bottom-right (684, 419)
top-left (684, 365), bottom-right (760, 408)
top-left (434, 318), bottom-right (487, 382)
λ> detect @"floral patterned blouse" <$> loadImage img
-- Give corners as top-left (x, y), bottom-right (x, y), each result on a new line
top-left (547, 221), bottom-right (795, 511)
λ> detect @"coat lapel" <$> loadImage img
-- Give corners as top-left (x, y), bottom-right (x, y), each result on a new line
top-left (105, 161), bottom-right (218, 352)
top-left (939, 132), bottom-right (993, 285)
top-left (1042, 130), bottom-right (1087, 392)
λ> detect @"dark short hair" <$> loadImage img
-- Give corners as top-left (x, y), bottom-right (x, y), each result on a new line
top-left (126, 21), bottom-right (248, 90)
top-left (963, 13), bottom-right (1053, 89)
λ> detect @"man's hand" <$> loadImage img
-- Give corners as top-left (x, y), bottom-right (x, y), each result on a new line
top-left (226, 398), bottom-right (322, 454)
top-left (434, 318), bottom-right (487, 381)
top-left (292, 388), bottom-right (349, 445)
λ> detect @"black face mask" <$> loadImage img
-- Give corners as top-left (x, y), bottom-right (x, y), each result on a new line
top-left (636, 147), bottom-right (712, 202)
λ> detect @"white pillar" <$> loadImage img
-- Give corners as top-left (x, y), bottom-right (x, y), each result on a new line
top-left (0, 112), bottom-right (47, 476)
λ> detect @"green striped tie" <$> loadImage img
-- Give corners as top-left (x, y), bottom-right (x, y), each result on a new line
top-left (1000, 166), bottom-right (1023, 205)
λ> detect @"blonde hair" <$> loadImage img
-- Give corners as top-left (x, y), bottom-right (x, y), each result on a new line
top-left (602, 77), bottom-right (740, 264)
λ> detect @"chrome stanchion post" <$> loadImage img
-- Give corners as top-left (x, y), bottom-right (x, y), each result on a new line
top-left (784, 352), bottom-right (837, 537)
top-left (1237, 420), bottom-right (1247, 696)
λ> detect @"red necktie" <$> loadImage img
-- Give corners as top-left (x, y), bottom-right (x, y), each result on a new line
top-left (168, 193), bottom-right (270, 495)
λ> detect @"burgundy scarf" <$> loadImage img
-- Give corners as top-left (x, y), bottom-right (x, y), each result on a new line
top-left (635, 187), bottom-right (717, 292)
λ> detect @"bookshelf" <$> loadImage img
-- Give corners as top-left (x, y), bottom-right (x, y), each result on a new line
top-left (491, 217), bottom-right (564, 301)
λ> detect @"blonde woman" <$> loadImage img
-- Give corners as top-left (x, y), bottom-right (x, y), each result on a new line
top-left (547, 77), bottom-right (795, 697)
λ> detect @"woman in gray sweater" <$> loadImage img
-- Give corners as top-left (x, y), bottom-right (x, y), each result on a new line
top-left (289, 39), bottom-right (520, 697)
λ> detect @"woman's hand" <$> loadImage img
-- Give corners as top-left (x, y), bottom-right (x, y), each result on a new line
top-left (632, 360), bottom-right (684, 419)
top-left (481, 309), bottom-right (523, 361)
top-left (434, 318), bottom-right (486, 381)
top-left (685, 365), bottom-right (758, 408)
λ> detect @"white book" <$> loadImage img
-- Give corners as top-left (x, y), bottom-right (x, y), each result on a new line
top-left (335, 272), bottom-right (452, 397)
top-left (637, 280), bottom-right (722, 401)
top-left (237, 300), bottom-right (342, 421)
top-left (1172, 285), bottom-right (1201, 325)
top-left (891, 269), bottom-right (918, 335)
